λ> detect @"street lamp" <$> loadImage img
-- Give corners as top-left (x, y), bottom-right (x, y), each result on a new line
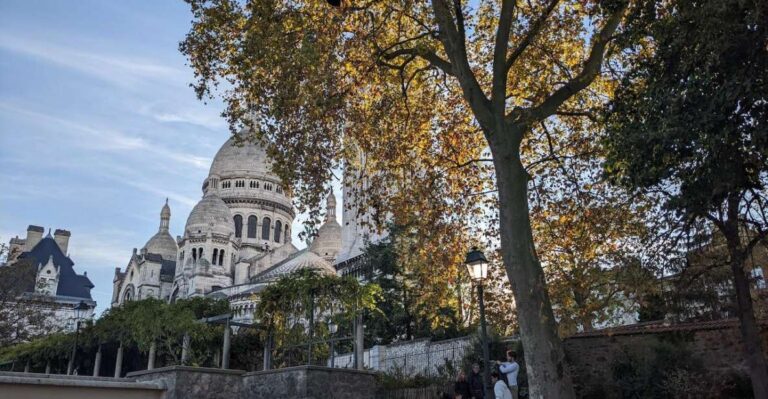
top-left (67, 300), bottom-right (90, 375)
top-left (465, 247), bottom-right (491, 398)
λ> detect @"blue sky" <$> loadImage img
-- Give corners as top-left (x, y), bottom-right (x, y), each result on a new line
top-left (0, 1), bottom-right (332, 314)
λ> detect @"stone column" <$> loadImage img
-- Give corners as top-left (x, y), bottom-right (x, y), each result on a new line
top-left (148, 341), bottom-right (157, 370)
top-left (181, 333), bottom-right (190, 365)
top-left (45, 361), bottom-right (51, 374)
top-left (263, 333), bottom-right (272, 371)
top-left (354, 313), bottom-right (364, 370)
top-left (93, 345), bottom-right (102, 376)
top-left (221, 321), bottom-right (231, 369)
top-left (114, 343), bottom-right (124, 378)
top-left (24, 360), bottom-right (30, 373)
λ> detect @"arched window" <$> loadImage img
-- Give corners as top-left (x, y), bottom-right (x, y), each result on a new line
top-left (247, 216), bottom-right (258, 238)
top-left (274, 220), bottom-right (282, 243)
top-left (192, 248), bottom-right (197, 261)
top-left (198, 248), bottom-right (204, 260)
top-left (234, 215), bottom-right (243, 238)
top-left (262, 217), bottom-right (271, 240)
top-left (212, 249), bottom-right (219, 265)
top-left (218, 250), bottom-right (225, 266)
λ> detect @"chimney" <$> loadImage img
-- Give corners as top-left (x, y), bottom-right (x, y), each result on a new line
top-left (54, 229), bottom-right (71, 254)
top-left (23, 225), bottom-right (44, 251)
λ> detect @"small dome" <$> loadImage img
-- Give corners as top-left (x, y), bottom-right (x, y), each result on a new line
top-left (185, 192), bottom-right (234, 237)
top-left (209, 134), bottom-right (274, 179)
top-left (143, 232), bottom-right (178, 261)
top-left (310, 220), bottom-right (342, 261)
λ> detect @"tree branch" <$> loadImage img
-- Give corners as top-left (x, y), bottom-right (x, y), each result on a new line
top-left (492, 0), bottom-right (516, 109)
top-left (506, 0), bottom-right (560, 71)
top-left (523, 3), bottom-right (627, 123)
top-left (381, 47), bottom-right (455, 76)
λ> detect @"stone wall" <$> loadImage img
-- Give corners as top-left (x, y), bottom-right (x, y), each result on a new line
top-left (129, 366), bottom-right (244, 399)
top-left (563, 319), bottom-right (768, 397)
top-left (243, 365), bottom-right (378, 399)
top-left (0, 371), bottom-right (164, 399)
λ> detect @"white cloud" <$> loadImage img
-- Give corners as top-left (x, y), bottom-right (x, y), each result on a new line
top-left (0, 33), bottom-right (187, 89)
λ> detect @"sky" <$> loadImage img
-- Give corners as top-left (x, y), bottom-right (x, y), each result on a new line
top-left (0, 0), bottom-right (339, 315)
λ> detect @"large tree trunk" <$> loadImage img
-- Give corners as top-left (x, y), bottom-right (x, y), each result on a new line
top-left (722, 204), bottom-right (768, 398)
top-left (492, 132), bottom-right (576, 399)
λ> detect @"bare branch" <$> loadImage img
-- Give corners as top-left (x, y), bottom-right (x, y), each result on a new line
top-left (381, 47), bottom-right (455, 76)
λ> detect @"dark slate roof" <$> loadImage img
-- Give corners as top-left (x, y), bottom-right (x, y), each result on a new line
top-left (18, 236), bottom-right (94, 300)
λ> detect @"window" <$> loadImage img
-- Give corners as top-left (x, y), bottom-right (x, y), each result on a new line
top-left (249, 181), bottom-right (257, 188)
top-left (276, 186), bottom-right (283, 194)
top-left (192, 248), bottom-right (197, 261)
top-left (262, 217), bottom-right (271, 240)
top-left (198, 248), bottom-right (204, 260)
top-left (222, 181), bottom-right (231, 189)
top-left (265, 183), bottom-right (273, 191)
top-left (213, 249), bottom-right (219, 265)
top-left (235, 180), bottom-right (245, 188)
top-left (218, 250), bottom-right (225, 266)
top-left (234, 215), bottom-right (243, 238)
top-left (274, 220), bottom-right (282, 243)
top-left (247, 216), bottom-right (258, 238)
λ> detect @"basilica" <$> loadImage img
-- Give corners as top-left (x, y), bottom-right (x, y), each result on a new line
top-left (110, 134), bottom-right (380, 323)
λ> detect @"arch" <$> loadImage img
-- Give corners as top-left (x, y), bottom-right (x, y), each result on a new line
top-left (122, 284), bottom-right (136, 303)
top-left (169, 286), bottom-right (180, 303)
top-left (213, 248), bottom-right (219, 265)
top-left (247, 215), bottom-right (258, 239)
top-left (192, 248), bottom-right (197, 261)
top-left (262, 217), bottom-right (271, 240)
top-left (234, 215), bottom-right (243, 238)
top-left (274, 220), bottom-right (282, 243)
top-left (218, 249), bottom-right (225, 266)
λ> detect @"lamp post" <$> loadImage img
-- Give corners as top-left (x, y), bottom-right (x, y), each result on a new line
top-left (465, 247), bottom-right (491, 398)
top-left (67, 300), bottom-right (90, 375)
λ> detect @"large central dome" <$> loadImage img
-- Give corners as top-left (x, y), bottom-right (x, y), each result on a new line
top-left (208, 135), bottom-right (275, 180)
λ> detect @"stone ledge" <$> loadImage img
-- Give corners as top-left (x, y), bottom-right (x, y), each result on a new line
top-left (0, 374), bottom-right (163, 390)
top-left (0, 371), bottom-right (135, 382)
top-left (127, 365), bottom-right (246, 378)
top-left (243, 365), bottom-right (378, 378)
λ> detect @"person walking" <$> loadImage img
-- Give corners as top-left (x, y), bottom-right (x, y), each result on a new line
top-left (498, 350), bottom-right (519, 399)
top-left (491, 371), bottom-right (513, 399)
top-left (454, 371), bottom-right (472, 399)
top-left (468, 363), bottom-right (484, 399)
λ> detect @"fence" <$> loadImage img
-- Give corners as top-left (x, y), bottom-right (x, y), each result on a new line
top-left (332, 336), bottom-right (475, 377)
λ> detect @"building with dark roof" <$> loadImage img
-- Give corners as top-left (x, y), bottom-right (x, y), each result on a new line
top-left (3, 226), bottom-right (96, 332)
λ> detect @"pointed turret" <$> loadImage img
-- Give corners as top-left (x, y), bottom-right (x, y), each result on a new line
top-left (160, 198), bottom-right (171, 233)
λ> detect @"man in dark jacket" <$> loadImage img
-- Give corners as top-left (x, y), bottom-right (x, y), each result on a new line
top-left (468, 363), bottom-right (484, 398)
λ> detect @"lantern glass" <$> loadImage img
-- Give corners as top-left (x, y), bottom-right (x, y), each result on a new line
top-left (464, 247), bottom-right (489, 282)
top-left (73, 301), bottom-right (89, 321)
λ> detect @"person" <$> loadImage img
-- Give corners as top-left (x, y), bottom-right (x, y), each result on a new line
top-left (491, 371), bottom-right (513, 399)
top-left (498, 350), bottom-right (519, 399)
top-left (468, 363), bottom-right (484, 399)
top-left (454, 371), bottom-right (472, 399)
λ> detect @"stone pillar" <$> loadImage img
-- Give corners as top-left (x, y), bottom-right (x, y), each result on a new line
top-left (354, 313), bottom-right (364, 370)
top-left (148, 341), bottom-right (157, 370)
top-left (114, 343), bottom-right (124, 378)
top-left (24, 360), bottom-right (30, 373)
top-left (93, 345), bottom-right (102, 377)
top-left (181, 333), bottom-right (190, 365)
top-left (222, 322), bottom-right (231, 369)
top-left (263, 333), bottom-right (272, 371)
top-left (45, 361), bottom-right (51, 374)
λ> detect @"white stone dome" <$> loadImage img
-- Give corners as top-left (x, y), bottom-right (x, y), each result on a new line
top-left (208, 135), bottom-right (275, 179)
top-left (185, 192), bottom-right (234, 237)
top-left (310, 220), bottom-right (341, 261)
top-left (143, 232), bottom-right (178, 260)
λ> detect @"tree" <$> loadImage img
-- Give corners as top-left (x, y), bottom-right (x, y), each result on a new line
top-left (181, 1), bottom-right (643, 395)
top-left (603, 0), bottom-right (768, 394)
top-left (0, 258), bottom-right (57, 346)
